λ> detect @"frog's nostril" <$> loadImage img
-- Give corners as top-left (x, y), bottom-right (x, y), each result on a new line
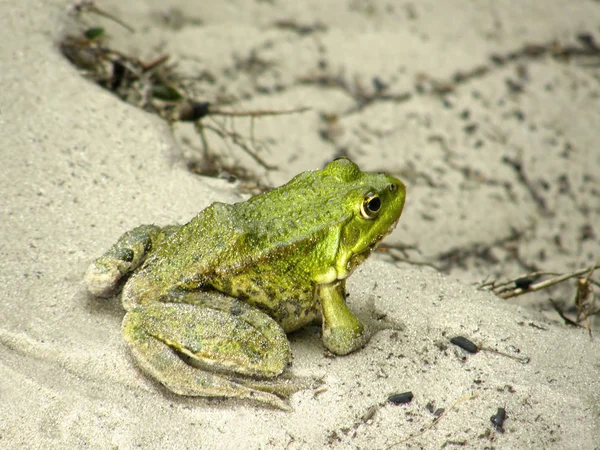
top-left (389, 183), bottom-right (397, 192)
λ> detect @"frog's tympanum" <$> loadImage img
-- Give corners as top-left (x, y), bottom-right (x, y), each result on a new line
top-left (85, 158), bottom-right (406, 409)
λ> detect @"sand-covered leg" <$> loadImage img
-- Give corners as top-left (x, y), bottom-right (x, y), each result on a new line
top-left (85, 224), bottom-right (178, 297)
top-left (121, 296), bottom-right (302, 409)
top-left (319, 280), bottom-right (368, 355)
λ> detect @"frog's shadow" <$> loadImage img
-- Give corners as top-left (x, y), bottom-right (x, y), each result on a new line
top-left (82, 284), bottom-right (126, 320)
top-left (286, 324), bottom-right (325, 359)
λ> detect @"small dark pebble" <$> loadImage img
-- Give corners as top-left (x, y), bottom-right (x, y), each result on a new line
top-left (450, 336), bottom-right (479, 353)
top-left (388, 392), bottom-right (413, 405)
top-left (179, 101), bottom-right (211, 122)
top-left (110, 60), bottom-right (127, 91)
top-left (577, 33), bottom-right (597, 49)
top-left (515, 276), bottom-right (535, 289)
top-left (490, 407), bottom-right (507, 431)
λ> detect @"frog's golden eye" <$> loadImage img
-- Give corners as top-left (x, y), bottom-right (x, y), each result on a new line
top-left (360, 192), bottom-right (381, 219)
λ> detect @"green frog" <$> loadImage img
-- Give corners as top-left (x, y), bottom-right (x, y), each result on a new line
top-left (85, 158), bottom-right (406, 409)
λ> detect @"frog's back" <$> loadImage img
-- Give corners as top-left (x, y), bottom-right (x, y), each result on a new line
top-left (176, 171), bottom-right (351, 278)
top-left (147, 201), bottom-right (243, 283)
top-left (127, 159), bottom-right (387, 306)
top-left (228, 171), bottom-right (351, 253)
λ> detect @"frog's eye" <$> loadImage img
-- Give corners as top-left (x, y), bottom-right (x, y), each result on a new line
top-left (360, 192), bottom-right (381, 219)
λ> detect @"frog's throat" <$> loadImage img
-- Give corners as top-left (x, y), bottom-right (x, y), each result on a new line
top-left (315, 217), bottom-right (400, 285)
top-left (314, 247), bottom-right (371, 284)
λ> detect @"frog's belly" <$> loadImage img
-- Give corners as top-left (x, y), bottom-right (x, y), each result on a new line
top-left (254, 297), bottom-right (320, 333)
top-left (210, 272), bottom-right (320, 333)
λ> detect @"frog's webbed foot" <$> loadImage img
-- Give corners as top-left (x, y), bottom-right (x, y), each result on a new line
top-left (231, 372), bottom-right (320, 398)
top-left (122, 295), bottom-right (306, 410)
top-left (85, 224), bottom-right (178, 297)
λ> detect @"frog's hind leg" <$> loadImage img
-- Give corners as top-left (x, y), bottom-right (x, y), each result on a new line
top-left (85, 224), bottom-right (179, 298)
top-left (122, 294), bottom-right (302, 410)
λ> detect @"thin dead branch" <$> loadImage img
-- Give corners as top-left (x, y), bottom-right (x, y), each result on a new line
top-left (482, 264), bottom-right (599, 334)
top-left (491, 265), bottom-right (598, 299)
top-left (575, 266), bottom-right (597, 336)
top-left (61, 5), bottom-right (310, 182)
top-left (207, 106), bottom-right (311, 117)
top-left (549, 299), bottom-right (581, 328)
top-left (69, 0), bottom-right (135, 33)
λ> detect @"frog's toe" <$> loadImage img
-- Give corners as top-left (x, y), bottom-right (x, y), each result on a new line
top-left (236, 372), bottom-right (321, 398)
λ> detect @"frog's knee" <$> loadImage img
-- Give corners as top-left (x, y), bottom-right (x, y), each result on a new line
top-left (85, 224), bottom-right (166, 298)
top-left (119, 224), bottom-right (164, 265)
top-left (85, 247), bottom-right (137, 298)
top-left (85, 259), bottom-right (124, 297)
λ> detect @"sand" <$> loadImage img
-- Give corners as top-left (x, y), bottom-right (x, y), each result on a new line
top-left (1, 0), bottom-right (598, 448)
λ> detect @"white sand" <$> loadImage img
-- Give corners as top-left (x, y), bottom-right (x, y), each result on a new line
top-left (1, 0), bottom-right (598, 448)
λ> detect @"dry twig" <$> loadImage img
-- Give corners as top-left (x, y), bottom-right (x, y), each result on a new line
top-left (487, 265), bottom-right (598, 300)
top-left (482, 264), bottom-right (599, 334)
top-left (69, 0), bottom-right (135, 32)
top-left (62, 5), bottom-right (310, 182)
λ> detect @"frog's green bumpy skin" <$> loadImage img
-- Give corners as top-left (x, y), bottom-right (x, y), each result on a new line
top-left (85, 158), bottom-right (406, 409)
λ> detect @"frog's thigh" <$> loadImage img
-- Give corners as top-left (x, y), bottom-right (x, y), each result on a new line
top-left (122, 301), bottom-right (292, 408)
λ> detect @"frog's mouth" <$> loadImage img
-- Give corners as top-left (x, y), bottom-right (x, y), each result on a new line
top-left (369, 216), bottom-right (400, 251)
top-left (382, 216), bottom-right (400, 241)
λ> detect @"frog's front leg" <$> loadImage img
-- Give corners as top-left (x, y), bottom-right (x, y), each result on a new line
top-left (319, 280), bottom-right (368, 355)
top-left (85, 224), bottom-right (179, 297)
top-left (122, 292), bottom-right (303, 410)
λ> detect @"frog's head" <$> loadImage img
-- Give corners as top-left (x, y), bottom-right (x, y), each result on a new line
top-left (324, 158), bottom-right (406, 280)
